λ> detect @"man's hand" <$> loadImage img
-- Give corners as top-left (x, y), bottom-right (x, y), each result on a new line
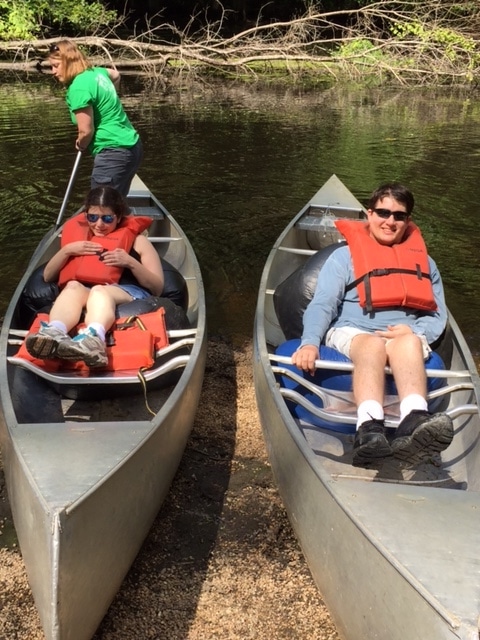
top-left (375, 324), bottom-right (413, 340)
top-left (291, 344), bottom-right (319, 376)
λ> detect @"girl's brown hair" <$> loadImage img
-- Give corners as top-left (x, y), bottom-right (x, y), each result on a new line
top-left (83, 186), bottom-right (131, 221)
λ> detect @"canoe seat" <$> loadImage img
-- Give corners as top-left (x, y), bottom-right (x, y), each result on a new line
top-left (274, 339), bottom-right (450, 433)
top-left (294, 205), bottom-right (363, 251)
top-left (129, 205), bottom-right (164, 219)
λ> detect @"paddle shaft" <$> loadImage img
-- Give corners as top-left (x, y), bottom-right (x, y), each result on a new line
top-left (55, 150), bottom-right (83, 228)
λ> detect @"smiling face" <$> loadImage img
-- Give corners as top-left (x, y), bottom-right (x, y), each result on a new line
top-left (85, 206), bottom-right (118, 237)
top-left (366, 196), bottom-right (410, 246)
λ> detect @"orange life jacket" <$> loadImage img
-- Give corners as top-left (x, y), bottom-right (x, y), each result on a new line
top-left (16, 310), bottom-right (169, 373)
top-left (334, 219), bottom-right (437, 313)
top-left (58, 214), bottom-right (152, 287)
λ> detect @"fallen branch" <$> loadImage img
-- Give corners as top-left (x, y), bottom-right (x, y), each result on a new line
top-left (0, 2), bottom-right (479, 87)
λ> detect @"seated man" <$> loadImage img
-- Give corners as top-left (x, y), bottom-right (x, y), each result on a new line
top-left (26, 186), bottom-right (164, 368)
top-left (292, 182), bottom-right (453, 466)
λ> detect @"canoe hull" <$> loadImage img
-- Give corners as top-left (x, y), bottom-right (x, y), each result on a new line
top-left (254, 339), bottom-right (480, 640)
top-left (253, 174), bottom-right (480, 640)
top-left (0, 176), bottom-right (207, 640)
top-left (4, 347), bottom-right (205, 640)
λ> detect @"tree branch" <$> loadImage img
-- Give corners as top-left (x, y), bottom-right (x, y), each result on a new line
top-left (0, 2), bottom-right (479, 87)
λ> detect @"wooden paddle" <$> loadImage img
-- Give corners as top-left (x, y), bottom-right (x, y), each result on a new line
top-left (55, 150), bottom-right (83, 229)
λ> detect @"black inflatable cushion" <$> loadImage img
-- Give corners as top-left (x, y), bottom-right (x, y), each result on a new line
top-left (17, 265), bottom-right (60, 328)
top-left (273, 242), bottom-right (345, 340)
top-left (17, 257), bottom-right (189, 329)
top-left (116, 296), bottom-right (190, 330)
top-left (160, 259), bottom-right (189, 311)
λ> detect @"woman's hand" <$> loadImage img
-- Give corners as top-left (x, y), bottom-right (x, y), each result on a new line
top-left (73, 107), bottom-right (94, 151)
top-left (100, 248), bottom-right (133, 268)
top-left (292, 344), bottom-right (319, 376)
top-left (75, 139), bottom-right (88, 152)
top-left (43, 241), bottom-right (103, 281)
top-left (64, 241), bottom-right (104, 257)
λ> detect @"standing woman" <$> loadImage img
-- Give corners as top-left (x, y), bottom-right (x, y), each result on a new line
top-left (48, 40), bottom-right (143, 197)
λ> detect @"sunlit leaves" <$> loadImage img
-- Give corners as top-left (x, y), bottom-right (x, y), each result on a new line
top-left (0, 0), bottom-right (117, 40)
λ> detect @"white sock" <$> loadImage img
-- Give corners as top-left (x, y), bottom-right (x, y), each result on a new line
top-left (400, 394), bottom-right (428, 421)
top-left (49, 320), bottom-right (68, 334)
top-left (356, 400), bottom-right (384, 428)
top-left (87, 323), bottom-right (106, 342)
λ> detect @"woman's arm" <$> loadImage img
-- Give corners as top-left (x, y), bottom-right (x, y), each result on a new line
top-left (100, 235), bottom-right (164, 295)
top-left (73, 106), bottom-right (94, 152)
top-left (107, 67), bottom-right (120, 91)
top-left (128, 235), bottom-right (164, 295)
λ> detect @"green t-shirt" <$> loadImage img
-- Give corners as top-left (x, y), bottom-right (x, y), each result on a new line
top-left (66, 67), bottom-right (139, 155)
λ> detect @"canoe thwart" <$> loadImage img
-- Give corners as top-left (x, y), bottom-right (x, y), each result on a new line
top-left (270, 353), bottom-right (472, 379)
top-left (7, 353), bottom-right (191, 385)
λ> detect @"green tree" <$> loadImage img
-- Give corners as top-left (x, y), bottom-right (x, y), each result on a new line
top-left (0, 0), bottom-right (117, 40)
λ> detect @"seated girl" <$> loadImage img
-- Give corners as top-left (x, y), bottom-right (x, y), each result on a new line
top-left (26, 186), bottom-right (163, 368)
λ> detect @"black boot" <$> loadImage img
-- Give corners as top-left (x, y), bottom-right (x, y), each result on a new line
top-left (391, 410), bottom-right (454, 465)
top-left (353, 419), bottom-right (393, 466)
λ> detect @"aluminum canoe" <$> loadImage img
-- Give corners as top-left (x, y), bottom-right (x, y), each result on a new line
top-left (253, 174), bottom-right (480, 640)
top-left (0, 176), bottom-right (207, 640)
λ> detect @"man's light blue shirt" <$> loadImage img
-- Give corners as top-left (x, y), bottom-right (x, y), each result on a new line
top-left (300, 245), bottom-right (447, 348)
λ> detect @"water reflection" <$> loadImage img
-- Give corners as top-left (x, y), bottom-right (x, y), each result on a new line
top-left (0, 74), bottom-right (480, 354)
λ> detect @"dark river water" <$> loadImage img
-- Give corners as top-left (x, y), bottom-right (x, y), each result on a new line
top-left (1, 73), bottom-right (480, 354)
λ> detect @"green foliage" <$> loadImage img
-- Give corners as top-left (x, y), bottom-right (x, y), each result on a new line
top-left (0, 1), bottom-right (36, 39)
top-left (0, 0), bottom-right (118, 40)
top-left (50, 0), bottom-right (118, 33)
top-left (391, 20), bottom-right (477, 61)
top-left (337, 38), bottom-right (384, 63)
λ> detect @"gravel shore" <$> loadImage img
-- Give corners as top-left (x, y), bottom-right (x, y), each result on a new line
top-left (0, 338), bottom-right (340, 640)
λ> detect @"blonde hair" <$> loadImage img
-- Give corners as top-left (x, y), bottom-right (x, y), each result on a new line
top-left (48, 40), bottom-right (92, 85)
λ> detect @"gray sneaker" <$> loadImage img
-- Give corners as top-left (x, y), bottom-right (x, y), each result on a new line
top-left (56, 327), bottom-right (108, 369)
top-left (26, 322), bottom-right (72, 359)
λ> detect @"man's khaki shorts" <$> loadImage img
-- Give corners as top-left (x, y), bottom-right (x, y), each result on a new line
top-left (325, 326), bottom-right (431, 360)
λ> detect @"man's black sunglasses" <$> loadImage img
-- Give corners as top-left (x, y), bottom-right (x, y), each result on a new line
top-left (373, 208), bottom-right (409, 222)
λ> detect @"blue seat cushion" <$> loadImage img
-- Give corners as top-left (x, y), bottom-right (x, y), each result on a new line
top-left (275, 339), bottom-right (447, 432)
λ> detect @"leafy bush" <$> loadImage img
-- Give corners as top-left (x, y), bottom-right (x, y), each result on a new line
top-left (337, 38), bottom-right (384, 63)
top-left (0, 0), bottom-right (118, 40)
top-left (391, 20), bottom-right (476, 61)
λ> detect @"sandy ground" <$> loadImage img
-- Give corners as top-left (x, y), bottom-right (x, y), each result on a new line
top-left (0, 338), bottom-right (340, 640)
